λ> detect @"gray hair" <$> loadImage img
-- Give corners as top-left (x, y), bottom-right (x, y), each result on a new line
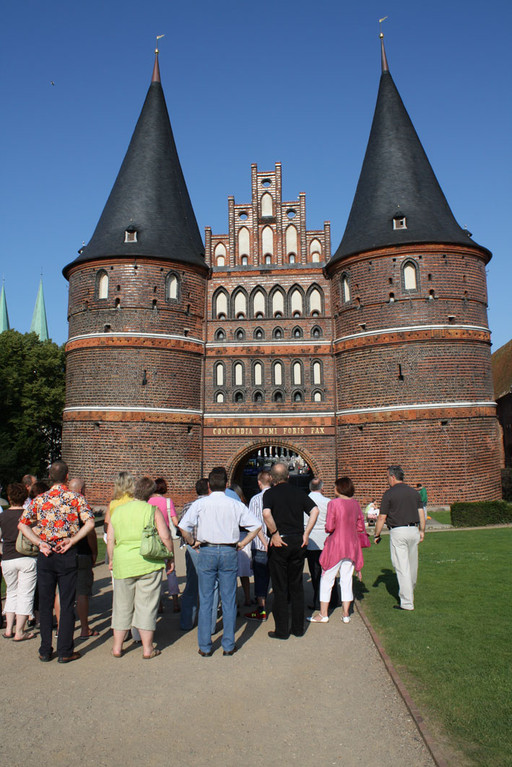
top-left (388, 465), bottom-right (405, 482)
top-left (309, 477), bottom-right (323, 492)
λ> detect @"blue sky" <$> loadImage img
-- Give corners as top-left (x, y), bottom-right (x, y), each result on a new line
top-left (2, 0), bottom-right (511, 351)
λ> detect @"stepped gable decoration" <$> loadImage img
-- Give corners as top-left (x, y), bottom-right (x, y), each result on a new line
top-left (63, 50), bottom-right (205, 277)
top-left (329, 34), bottom-right (490, 266)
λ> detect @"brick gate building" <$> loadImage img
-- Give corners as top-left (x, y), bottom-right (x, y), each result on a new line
top-left (62, 40), bottom-right (502, 508)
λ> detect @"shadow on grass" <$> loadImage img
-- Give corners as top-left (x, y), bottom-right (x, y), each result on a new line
top-left (371, 568), bottom-right (399, 602)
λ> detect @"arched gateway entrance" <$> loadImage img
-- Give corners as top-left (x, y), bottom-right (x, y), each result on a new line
top-left (229, 442), bottom-right (317, 502)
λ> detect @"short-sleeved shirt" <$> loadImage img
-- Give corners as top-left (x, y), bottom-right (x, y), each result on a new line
top-left (19, 484), bottom-right (93, 543)
top-left (262, 483), bottom-right (317, 536)
top-left (110, 499), bottom-right (165, 579)
top-left (180, 492), bottom-right (260, 544)
top-left (380, 483), bottom-right (422, 528)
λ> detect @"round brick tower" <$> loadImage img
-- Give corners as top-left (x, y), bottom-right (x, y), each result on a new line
top-left (62, 53), bottom-right (208, 507)
top-left (326, 37), bottom-right (502, 503)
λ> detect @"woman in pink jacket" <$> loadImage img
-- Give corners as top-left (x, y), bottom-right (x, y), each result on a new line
top-left (307, 476), bottom-right (364, 624)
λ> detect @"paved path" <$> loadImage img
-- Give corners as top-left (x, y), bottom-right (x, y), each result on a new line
top-left (1, 547), bottom-right (435, 767)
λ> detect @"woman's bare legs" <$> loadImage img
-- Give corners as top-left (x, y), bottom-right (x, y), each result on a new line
top-left (138, 628), bottom-right (155, 657)
top-left (342, 600), bottom-right (351, 619)
top-left (112, 628), bottom-right (128, 656)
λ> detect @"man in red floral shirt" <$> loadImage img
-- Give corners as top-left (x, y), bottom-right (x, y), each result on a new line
top-left (18, 460), bottom-right (95, 663)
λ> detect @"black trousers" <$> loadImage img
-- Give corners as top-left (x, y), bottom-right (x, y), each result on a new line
top-left (306, 550), bottom-right (341, 610)
top-left (37, 548), bottom-right (78, 658)
top-left (268, 535), bottom-right (305, 638)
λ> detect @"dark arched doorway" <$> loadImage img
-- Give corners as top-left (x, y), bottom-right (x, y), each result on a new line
top-left (230, 443), bottom-right (315, 502)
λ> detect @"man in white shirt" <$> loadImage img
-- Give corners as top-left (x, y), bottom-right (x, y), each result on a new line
top-left (180, 467), bottom-right (261, 657)
top-left (245, 470), bottom-right (272, 622)
top-left (306, 478), bottom-right (338, 610)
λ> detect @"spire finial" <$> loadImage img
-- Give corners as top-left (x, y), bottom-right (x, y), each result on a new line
top-left (152, 34), bottom-right (165, 83)
top-left (379, 17), bottom-right (389, 72)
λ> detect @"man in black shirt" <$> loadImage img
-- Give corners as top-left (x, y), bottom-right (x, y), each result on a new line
top-left (263, 463), bottom-right (319, 638)
top-left (374, 466), bottom-right (425, 611)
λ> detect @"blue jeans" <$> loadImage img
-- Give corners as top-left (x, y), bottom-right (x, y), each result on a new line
top-left (180, 546), bottom-right (218, 634)
top-left (252, 550), bottom-right (270, 600)
top-left (197, 545), bottom-right (238, 653)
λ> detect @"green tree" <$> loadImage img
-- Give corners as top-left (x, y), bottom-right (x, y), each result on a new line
top-left (0, 330), bottom-right (65, 488)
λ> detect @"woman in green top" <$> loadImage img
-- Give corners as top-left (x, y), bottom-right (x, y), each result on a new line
top-left (107, 476), bottom-right (174, 659)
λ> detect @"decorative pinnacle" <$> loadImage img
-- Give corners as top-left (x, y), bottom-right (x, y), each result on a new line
top-left (379, 17), bottom-right (389, 72)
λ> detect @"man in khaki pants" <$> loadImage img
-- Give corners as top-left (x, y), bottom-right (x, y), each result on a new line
top-left (374, 466), bottom-right (425, 611)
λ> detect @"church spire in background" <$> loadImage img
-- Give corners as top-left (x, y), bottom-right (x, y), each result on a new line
top-left (0, 283), bottom-right (9, 333)
top-left (30, 278), bottom-right (49, 341)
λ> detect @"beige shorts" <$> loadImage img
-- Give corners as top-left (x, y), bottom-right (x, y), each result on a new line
top-left (112, 570), bottom-right (162, 631)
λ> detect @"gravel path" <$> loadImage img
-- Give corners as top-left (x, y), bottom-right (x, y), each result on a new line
top-left (1, 547), bottom-right (435, 767)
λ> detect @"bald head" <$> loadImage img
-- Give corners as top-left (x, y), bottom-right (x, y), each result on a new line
top-left (270, 462), bottom-right (289, 484)
top-left (68, 477), bottom-right (85, 495)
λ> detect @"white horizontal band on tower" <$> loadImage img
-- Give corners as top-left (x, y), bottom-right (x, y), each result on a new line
top-left (67, 331), bottom-right (204, 345)
top-left (334, 324), bottom-right (490, 344)
top-left (336, 400), bottom-right (496, 416)
top-left (203, 411), bottom-right (335, 419)
top-left (64, 406), bottom-right (203, 415)
top-left (207, 340), bottom-right (331, 349)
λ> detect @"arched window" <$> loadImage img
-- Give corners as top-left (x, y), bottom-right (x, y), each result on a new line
top-left (234, 362), bottom-right (244, 386)
top-left (254, 391), bottom-right (263, 403)
top-left (289, 253), bottom-right (296, 264)
top-left (309, 288), bottom-right (322, 315)
top-left (233, 291), bottom-right (247, 318)
top-left (238, 227), bottom-right (250, 258)
top-left (235, 328), bottom-right (245, 341)
top-left (273, 327), bottom-right (283, 340)
top-left (273, 391), bottom-right (283, 403)
top-left (341, 274), bottom-right (350, 303)
top-left (252, 289), bottom-right (266, 318)
top-left (215, 243), bottom-right (226, 267)
top-left (96, 270), bottom-right (108, 300)
top-left (292, 361), bottom-right (302, 386)
top-left (290, 288), bottom-right (303, 316)
top-left (311, 326), bottom-right (322, 339)
top-left (403, 260), bottom-right (419, 291)
top-left (215, 391), bottom-right (225, 403)
top-left (262, 226), bottom-right (274, 257)
top-left (166, 272), bottom-right (178, 301)
top-left (272, 290), bottom-right (285, 317)
top-left (293, 391), bottom-right (303, 402)
top-left (312, 361), bottom-right (322, 386)
top-left (292, 326), bottom-right (303, 338)
top-left (253, 361), bottom-right (263, 387)
top-left (241, 255), bottom-right (249, 266)
top-left (234, 391), bottom-right (244, 403)
top-left (310, 238), bottom-right (322, 262)
top-left (286, 225), bottom-right (298, 255)
top-left (261, 193), bottom-right (273, 217)
top-left (214, 290), bottom-right (228, 319)
top-left (215, 329), bottom-right (225, 341)
top-left (254, 327), bottom-right (264, 340)
top-left (312, 390), bottom-right (323, 402)
top-left (273, 361), bottom-right (283, 386)
top-left (215, 362), bottom-right (224, 387)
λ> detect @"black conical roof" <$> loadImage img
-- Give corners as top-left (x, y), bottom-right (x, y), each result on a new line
top-left (63, 57), bottom-right (206, 276)
top-left (329, 45), bottom-right (489, 266)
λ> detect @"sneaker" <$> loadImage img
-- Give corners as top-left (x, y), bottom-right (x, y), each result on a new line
top-left (245, 609), bottom-right (267, 621)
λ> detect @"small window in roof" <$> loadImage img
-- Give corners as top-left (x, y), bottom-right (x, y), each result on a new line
top-left (393, 216), bottom-right (407, 230)
top-left (124, 230), bottom-right (137, 243)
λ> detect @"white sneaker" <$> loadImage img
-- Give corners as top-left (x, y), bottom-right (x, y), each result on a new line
top-left (342, 616), bottom-right (350, 624)
top-left (307, 615), bottom-right (329, 623)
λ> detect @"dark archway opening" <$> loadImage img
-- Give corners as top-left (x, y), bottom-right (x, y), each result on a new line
top-left (232, 445), bottom-right (314, 502)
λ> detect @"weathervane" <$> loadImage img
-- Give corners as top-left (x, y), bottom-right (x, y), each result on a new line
top-left (379, 16), bottom-right (388, 38)
top-left (155, 34), bottom-right (165, 54)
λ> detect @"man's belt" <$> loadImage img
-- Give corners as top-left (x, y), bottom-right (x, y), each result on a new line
top-left (388, 523), bottom-right (418, 529)
top-left (199, 542), bottom-right (237, 547)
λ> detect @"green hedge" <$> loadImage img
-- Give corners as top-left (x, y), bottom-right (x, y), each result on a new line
top-left (450, 500), bottom-right (512, 527)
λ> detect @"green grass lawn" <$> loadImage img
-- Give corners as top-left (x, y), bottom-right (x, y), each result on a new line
top-left (356, 528), bottom-right (512, 766)
top-left (427, 509), bottom-right (451, 525)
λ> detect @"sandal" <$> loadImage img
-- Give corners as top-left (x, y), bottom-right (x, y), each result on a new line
top-left (142, 649), bottom-right (161, 660)
top-left (13, 633), bottom-right (36, 642)
top-left (2, 633), bottom-right (14, 639)
top-left (307, 614), bottom-right (329, 623)
top-left (79, 629), bottom-right (100, 638)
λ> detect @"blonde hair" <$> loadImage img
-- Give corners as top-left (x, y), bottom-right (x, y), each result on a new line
top-left (113, 471), bottom-right (135, 499)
